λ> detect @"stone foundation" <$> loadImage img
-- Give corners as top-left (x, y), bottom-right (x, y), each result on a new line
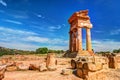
top-left (71, 55), bottom-right (109, 80)
top-left (63, 50), bottom-right (94, 58)
top-left (87, 70), bottom-right (107, 80)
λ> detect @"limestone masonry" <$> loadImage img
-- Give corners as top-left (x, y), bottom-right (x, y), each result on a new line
top-left (68, 10), bottom-right (94, 55)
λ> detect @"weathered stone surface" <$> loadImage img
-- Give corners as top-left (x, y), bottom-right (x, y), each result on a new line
top-left (83, 62), bottom-right (103, 72)
top-left (6, 66), bottom-right (17, 71)
top-left (39, 65), bottom-right (47, 72)
top-left (18, 64), bottom-right (29, 71)
top-left (15, 62), bottom-right (23, 67)
top-left (29, 64), bottom-right (39, 70)
top-left (46, 53), bottom-right (57, 71)
top-left (68, 10), bottom-right (93, 55)
top-left (71, 59), bottom-right (76, 69)
top-left (76, 61), bottom-right (82, 69)
top-left (0, 65), bottom-right (6, 80)
top-left (0, 61), bottom-right (2, 65)
top-left (115, 55), bottom-right (120, 68)
top-left (77, 68), bottom-right (107, 80)
top-left (108, 56), bottom-right (118, 69)
top-left (47, 66), bottom-right (56, 71)
top-left (1, 58), bottom-right (8, 65)
top-left (61, 69), bottom-right (72, 75)
top-left (6, 61), bottom-right (16, 67)
top-left (82, 69), bottom-right (88, 75)
top-left (87, 70), bottom-right (107, 80)
top-left (76, 68), bottom-right (83, 78)
top-left (76, 68), bottom-right (88, 79)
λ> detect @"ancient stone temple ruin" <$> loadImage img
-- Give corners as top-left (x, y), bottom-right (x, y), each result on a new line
top-left (69, 10), bottom-right (120, 80)
top-left (68, 10), bottom-right (94, 55)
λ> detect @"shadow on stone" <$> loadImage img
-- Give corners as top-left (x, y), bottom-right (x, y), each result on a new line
top-left (72, 69), bottom-right (78, 77)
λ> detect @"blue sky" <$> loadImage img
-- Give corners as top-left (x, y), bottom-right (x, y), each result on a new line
top-left (0, 0), bottom-right (120, 51)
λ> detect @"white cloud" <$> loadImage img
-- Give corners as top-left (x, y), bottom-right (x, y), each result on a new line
top-left (0, 27), bottom-right (39, 50)
top-left (62, 24), bottom-right (66, 27)
top-left (94, 30), bottom-right (103, 33)
top-left (13, 15), bottom-right (28, 19)
top-left (0, 27), bottom-right (119, 51)
top-left (0, 0), bottom-right (7, 6)
top-left (0, 26), bottom-right (68, 50)
top-left (3, 19), bottom-right (23, 25)
top-left (0, 27), bottom-right (37, 35)
top-left (35, 13), bottom-right (45, 18)
top-left (92, 40), bottom-right (102, 44)
top-left (47, 45), bottom-right (68, 50)
top-left (0, 27), bottom-right (67, 45)
top-left (37, 14), bottom-right (42, 17)
top-left (50, 39), bottom-right (68, 45)
top-left (110, 29), bottom-right (120, 35)
top-left (26, 36), bottom-right (49, 43)
top-left (8, 11), bottom-right (29, 19)
top-left (25, 36), bottom-right (68, 45)
top-left (92, 40), bottom-right (120, 52)
top-left (49, 25), bottom-right (61, 31)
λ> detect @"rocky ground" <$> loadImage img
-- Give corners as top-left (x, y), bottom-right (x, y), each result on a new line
top-left (1, 55), bottom-right (120, 80)
top-left (2, 56), bottom-right (81, 80)
top-left (105, 69), bottom-right (120, 80)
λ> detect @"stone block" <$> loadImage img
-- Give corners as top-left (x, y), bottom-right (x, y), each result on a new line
top-left (61, 69), bottom-right (72, 75)
top-left (108, 56), bottom-right (118, 69)
top-left (76, 68), bottom-right (83, 78)
top-left (46, 53), bottom-right (56, 67)
top-left (6, 66), bottom-right (18, 71)
top-left (18, 64), bottom-right (29, 71)
top-left (1, 58), bottom-right (8, 65)
top-left (76, 61), bottom-right (82, 69)
top-left (83, 62), bottom-right (103, 72)
top-left (0, 65), bottom-right (6, 80)
top-left (71, 59), bottom-right (76, 69)
top-left (76, 68), bottom-right (88, 79)
top-left (39, 65), bottom-right (47, 72)
top-left (47, 66), bottom-right (56, 71)
top-left (29, 64), bottom-right (39, 70)
top-left (87, 70), bottom-right (107, 80)
top-left (6, 61), bottom-right (16, 67)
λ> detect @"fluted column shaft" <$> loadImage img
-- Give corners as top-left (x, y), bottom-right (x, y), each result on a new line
top-left (69, 32), bottom-right (73, 52)
top-left (73, 31), bottom-right (76, 52)
top-left (77, 28), bottom-right (82, 52)
top-left (86, 28), bottom-right (92, 51)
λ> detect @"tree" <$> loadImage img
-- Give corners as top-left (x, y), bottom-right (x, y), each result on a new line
top-left (48, 49), bottom-right (54, 53)
top-left (36, 47), bottom-right (48, 54)
top-left (113, 48), bottom-right (120, 53)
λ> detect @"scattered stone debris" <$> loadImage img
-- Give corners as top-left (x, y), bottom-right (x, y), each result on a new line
top-left (39, 64), bottom-right (47, 72)
top-left (46, 53), bottom-right (57, 71)
top-left (0, 65), bottom-right (6, 80)
top-left (6, 66), bottom-right (18, 71)
top-left (47, 66), bottom-right (57, 71)
top-left (17, 64), bottom-right (29, 71)
top-left (29, 64), bottom-right (39, 70)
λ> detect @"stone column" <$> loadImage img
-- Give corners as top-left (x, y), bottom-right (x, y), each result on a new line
top-left (71, 36), bottom-right (74, 52)
top-left (77, 28), bottom-right (82, 52)
top-left (69, 31), bottom-right (72, 52)
top-left (73, 31), bottom-right (77, 52)
top-left (86, 28), bottom-right (92, 51)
